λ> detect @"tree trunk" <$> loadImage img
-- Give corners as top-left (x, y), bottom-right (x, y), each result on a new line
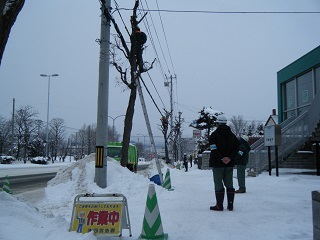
top-left (0, 0), bottom-right (25, 65)
top-left (164, 134), bottom-right (170, 163)
top-left (120, 84), bottom-right (137, 167)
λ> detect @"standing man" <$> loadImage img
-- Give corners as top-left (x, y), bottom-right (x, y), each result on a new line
top-left (209, 115), bottom-right (239, 211)
top-left (235, 135), bottom-right (251, 193)
top-left (189, 154), bottom-right (193, 168)
top-left (183, 153), bottom-right (188, 172)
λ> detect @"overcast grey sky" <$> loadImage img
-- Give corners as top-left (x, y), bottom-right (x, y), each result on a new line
top-left (0, 0), bottom-right (320, 141)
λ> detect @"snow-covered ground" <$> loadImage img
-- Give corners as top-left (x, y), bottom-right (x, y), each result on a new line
top-left (0, 154), bottom-right (319, 240)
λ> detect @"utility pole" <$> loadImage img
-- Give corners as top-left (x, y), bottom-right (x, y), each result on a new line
top-left (165, 75), bottom-right (176, 132)
top-left (11, 98), bottom-right (15, 156)
top-left (165, 74), bottom-right (176, 162)
top-left (176, 111), bottom-right (183, 162)
top-left (95, 0), bottom-right (111, 188)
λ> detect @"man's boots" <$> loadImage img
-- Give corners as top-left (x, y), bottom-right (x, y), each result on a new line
top-left (227, 188), bottom-right (235, 211)
top-left (210, 190), bottom-right (224, 211)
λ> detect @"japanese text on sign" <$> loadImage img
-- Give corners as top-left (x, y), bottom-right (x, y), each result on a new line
top-left (71, 203), bottom-right (122, 235)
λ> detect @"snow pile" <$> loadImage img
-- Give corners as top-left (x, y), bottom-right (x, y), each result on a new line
top-left (1, 154), bottom-right (319, 240)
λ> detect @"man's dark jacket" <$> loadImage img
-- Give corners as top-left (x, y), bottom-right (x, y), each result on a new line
top-left (209, 125), bottom-right (239, 168)
top-left (235, 138), bottom-right (251, 165)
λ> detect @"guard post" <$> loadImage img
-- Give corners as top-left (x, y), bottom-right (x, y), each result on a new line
top-left (69, 193), bottom-right (132, 237)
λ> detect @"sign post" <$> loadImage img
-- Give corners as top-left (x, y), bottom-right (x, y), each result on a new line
top-left (264, 124), bottom-right (282, 176)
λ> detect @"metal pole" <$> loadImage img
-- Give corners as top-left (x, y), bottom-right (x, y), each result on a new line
top-left (136, 77), bottom-right (163, 184)
top-left (45, 75), bottom-right (50, 159)
top-left (275, 146), bottom-right (279, 177)
top-left (268, 146), bottom-right (271, 176)
top-left (108, 115), bottom-right (125, 142)
top-left (11, 98), bottom-right (15, 156)
top-left (316, 142), bottom-right (320, 176)
top-left (40, 74), bottom-right (58, 159)
top-left (95, 0), bottom-right (111, 188)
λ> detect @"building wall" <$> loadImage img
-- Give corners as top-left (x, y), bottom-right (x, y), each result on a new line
top-left (277, 45), bottom-right (320, 123)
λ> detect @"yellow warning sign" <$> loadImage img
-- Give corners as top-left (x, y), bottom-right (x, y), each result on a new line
top-left (71, 202), bottom-right (122, 235)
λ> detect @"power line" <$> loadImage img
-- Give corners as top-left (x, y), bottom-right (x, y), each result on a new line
top-left (155, 0), bottom-right (176, 74)
top-left (140, 0), bottom-right (171, 74)
top-left (139, 76), bottom-right (163, 116)
top-left (146, 71), bottom-right (166, 110)
top-left (117, 9), bottom-right (320, 14)
top-left (113, 0), bottom-right (131, 37)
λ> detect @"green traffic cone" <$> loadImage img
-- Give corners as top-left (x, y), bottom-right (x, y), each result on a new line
top-left (139, 184), bottom-right (168, 240)
top-left (2, 175), bottom-right (12, 194)
top-left (162, 168), bottom-right (173, 191)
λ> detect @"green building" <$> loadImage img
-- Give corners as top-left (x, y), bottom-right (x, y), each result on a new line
top-left (249, 45), bottom-right (320, 175)
top-left (277, 45), bottom-right (320, 122)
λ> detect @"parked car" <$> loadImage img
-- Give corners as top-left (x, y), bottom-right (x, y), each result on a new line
top-left (30, 156), bottom-right (48, 165)
top-left (0, 156), bottom-right (15, 164)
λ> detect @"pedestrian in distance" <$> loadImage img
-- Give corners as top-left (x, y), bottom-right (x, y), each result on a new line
top-left (208, 115), bottom-right (239, 211)
top-left (183, 153), bottom-right (188, 172)
top-left (189, 154), bottom-right (193, 168)
top-left (235, 135), bottom-right (251, 193)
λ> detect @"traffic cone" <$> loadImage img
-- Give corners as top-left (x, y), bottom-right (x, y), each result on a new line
top-left (2, 175), bottom-right (12, 194)
top-left (139, 184), bottom-right (168, 240)
top-left (162, 168), bottom-right (173, 191)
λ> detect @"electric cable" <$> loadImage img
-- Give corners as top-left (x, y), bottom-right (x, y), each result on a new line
top-left (140, 0), bottom-right (171, 74)
top-left (155, 0), bottom-right (176, 74)
top-left (116, 9), bottom-right (320, 14)
top-left (139, 76), bottom-right (164, 116)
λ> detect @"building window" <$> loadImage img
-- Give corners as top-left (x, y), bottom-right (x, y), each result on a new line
top-left (297, 71), bottom-right (312, 108)
top-left (284, 80), bottom-right (296, 111)
top-left (315, 66), bottom-right (320, 94)
top-left (282, 67), bottom-right (319, 121)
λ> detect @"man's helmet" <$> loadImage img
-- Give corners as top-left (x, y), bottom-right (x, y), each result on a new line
top-left (216, 115), bottom-right (227, 124)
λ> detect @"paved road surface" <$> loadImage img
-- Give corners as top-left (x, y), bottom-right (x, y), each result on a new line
top-left (0, 161), bottom-right (150, 195)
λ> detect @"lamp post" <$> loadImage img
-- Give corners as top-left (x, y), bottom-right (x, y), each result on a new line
top-left (108, 115), bottom-right (125, 141)
top-left (137, 133), bottom-right (148, 157)
top-left (40, 74), bottom-right (59, 159)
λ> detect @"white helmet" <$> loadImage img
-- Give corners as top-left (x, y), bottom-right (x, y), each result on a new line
top-left (216, 115), bottom-right (227, 124)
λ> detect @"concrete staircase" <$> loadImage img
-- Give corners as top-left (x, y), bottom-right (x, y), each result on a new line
top-left (281, 151), bottom-right (317, 169)
top-left (281, 121), bottom-right (320, 169)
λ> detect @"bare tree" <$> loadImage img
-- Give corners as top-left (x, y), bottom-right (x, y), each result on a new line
top-left (0, 0), bottom-right (25, 65)
top-left (159, 110), bottom-right (171, 163)
top-left (102, 0), bottom-right (155, 168)
top-left (15, 105), bottom-right (38, 160)
top-left (49, 118), bottom-right (66, 160)
top-left (0, 116), bottom-right (11, 154)
top-left (229, 115), bottom-right (247, 137)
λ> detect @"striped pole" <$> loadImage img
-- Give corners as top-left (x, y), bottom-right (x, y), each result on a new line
top-left (2, 175), bottom-right (12, 194)
top-left (162, 168), bottom-right (173, 190)
top-left (139, 184), bottom-right (168, 240)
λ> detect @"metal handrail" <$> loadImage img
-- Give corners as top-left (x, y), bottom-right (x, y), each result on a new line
top-left (248, 92), bottom-right (320, 174)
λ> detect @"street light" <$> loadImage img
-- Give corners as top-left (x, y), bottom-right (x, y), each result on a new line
top-left (40, 74), bottom-right (59, 159)
top-left (108, 115), bottom-right (125, 141)
top-left (137, 133), bottom-right (148, 157)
